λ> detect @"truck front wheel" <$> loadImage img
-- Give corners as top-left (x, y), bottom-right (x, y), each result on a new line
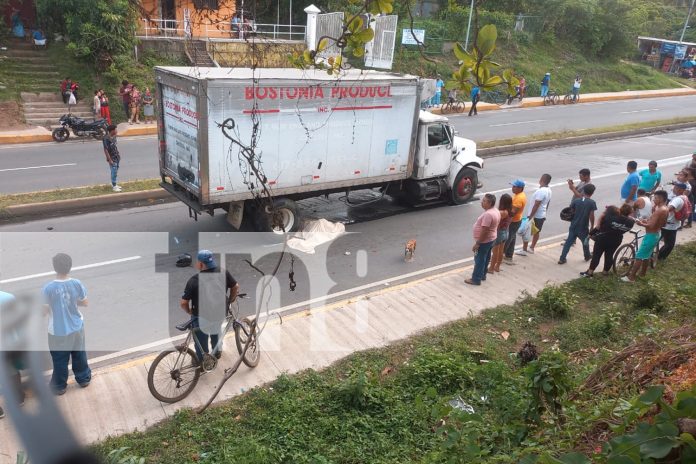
top-left (254, 198), bottom-right (301, 233)
top-left (450, 167), bottom-right (478, 205)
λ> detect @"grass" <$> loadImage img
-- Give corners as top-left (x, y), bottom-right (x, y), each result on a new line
top-left (0, 178), bottom-right (160, 212)
top-left (478, 116), bottom-right (696, 148)
top-left (93, 241), bottom-right (696, 463)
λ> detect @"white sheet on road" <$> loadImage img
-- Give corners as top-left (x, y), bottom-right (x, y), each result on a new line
top-left (287, 219), bottom-right (346, 254)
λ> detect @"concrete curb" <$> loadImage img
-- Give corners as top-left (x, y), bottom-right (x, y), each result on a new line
top-left (477, 121), bottom-right (696, 157)
top-left (0, 123), bottom-right (158, 145)
top-left (430, 87), bottom-right (696, 115)
top-left (1, 188), bottom-right (171, 219)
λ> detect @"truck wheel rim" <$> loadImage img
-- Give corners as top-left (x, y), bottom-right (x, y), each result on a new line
top-left (457, 177), bottom-right (472, 198)
top-left (272, 208), bottom-right (294, 234)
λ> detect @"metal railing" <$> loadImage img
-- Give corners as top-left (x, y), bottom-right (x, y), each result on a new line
top-left (138, 18), bottom-right (306, 42)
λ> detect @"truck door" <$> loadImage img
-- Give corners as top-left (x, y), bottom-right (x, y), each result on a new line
top-left (422, 123), bottom-right (452, 178)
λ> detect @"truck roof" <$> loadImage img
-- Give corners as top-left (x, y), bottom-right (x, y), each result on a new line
top-left (418, 110), bottom-right (448, 124)
top-left (155, 67), bottom-right (419, 82)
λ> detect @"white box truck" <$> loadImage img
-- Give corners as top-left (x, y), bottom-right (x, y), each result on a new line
top-left (155, 67), bottom-right (484, 232)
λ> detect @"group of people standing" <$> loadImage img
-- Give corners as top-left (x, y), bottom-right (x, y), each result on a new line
top-left (466, 152), bottom-right (696, 286)
top-left (118, 80), bottom-right (155, 125)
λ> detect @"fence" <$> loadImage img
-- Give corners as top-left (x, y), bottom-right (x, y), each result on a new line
top-left (138, 18), bottom-right (306, 42)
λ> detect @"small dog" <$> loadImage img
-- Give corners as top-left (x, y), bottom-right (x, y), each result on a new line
top-left (405, 239), bottom-right (416, 262)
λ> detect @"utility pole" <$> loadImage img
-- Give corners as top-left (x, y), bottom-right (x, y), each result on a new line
top-left (680, 0), bottom-right (696, 43)
top-left (464, 0), bottom-right (474, 51)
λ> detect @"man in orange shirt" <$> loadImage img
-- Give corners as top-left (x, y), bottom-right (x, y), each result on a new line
top-left (503, 179), bottom-right (527, 264)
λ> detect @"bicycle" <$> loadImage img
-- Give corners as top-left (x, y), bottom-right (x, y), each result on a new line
top-left (563, 91), bottom-right (580, 105)
top-left (147, 293), bottom-right (259, 403)
top-left (543, 90), bottom-right (560, 106)
top-left (612, 230), bottom-right (662, 277)
top-left (440, 97), bottom-right (466, 114)
top-left (480, 90), bottom-right (507, 105)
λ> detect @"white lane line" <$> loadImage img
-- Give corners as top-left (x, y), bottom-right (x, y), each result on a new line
top-left (0, 256), bottom-right (141, 284)
top-left (0, 135), bottom-right (156, 151)
top-left (483, 155), bottom-right (690, 196)
top-left (620, 109), bottom-right (660, 114)
top-left (0, 163), bottom-right (77, 172)
top-left (89, 232), bottom-right (570, 364)
top-left (489, 119), bottom-right (545, 127)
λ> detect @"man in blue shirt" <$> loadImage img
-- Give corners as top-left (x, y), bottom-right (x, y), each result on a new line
top-left (621, 160), bottom-right (640, 204)
top-left (638, 160), bottom-right (662, 194)
top-left (431, 75), bottom-right (444, 106)
top-left (42, 253), bottom-right (91, 395)
top-left (468, 85), bottom-right (480, 116)
top-left (540, 72), bottom-right (550, 97)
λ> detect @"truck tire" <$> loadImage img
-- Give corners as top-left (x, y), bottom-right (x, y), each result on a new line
top-left (254, 198), bottom-right (301, 233)
top-left (450, 167), bottom-right (478, 205)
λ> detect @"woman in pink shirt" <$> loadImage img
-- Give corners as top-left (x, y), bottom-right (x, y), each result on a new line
top-left (466, 193), bottom-right (501, 286)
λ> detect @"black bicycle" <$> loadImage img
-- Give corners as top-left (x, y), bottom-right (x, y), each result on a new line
top-left (543, 90), bottom-right (560, 106)
top-left (440, 97), bottom-right (466, 114)
top-left (613, 230), bottom-right (661, 277)
top-left (563, 91), bottom-right (580, 105)
top-left (147, 293), bottom-right (259, 403)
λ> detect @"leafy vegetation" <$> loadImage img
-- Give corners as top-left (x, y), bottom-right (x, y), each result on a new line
top-left (94, 241), bottom-right (696, 463)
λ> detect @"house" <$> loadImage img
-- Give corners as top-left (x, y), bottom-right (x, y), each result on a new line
top-left (139, 0), bottom-right (237, 38)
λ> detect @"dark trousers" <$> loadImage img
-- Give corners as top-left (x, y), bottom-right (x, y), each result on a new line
top-left (658, 228), bottom-right (677, 261)
top-left (471, 240), bottom-right (494, 283)
top-left (192, 316), bottom-right (221, 361)
top-left (469, 95), bottom-right (479, 116)
top-left (2, 352), bottom-right (24, 403)
top-left (560, 227), bottom-right (591, 261)
top-left (504, 220), bottom-right (522, 258)
top-left (122, 101), bottom-right (130, 119)
top-left (588, 234), bottom-right (623, 273)
top-left (48, 329), bottom-right (91, 391)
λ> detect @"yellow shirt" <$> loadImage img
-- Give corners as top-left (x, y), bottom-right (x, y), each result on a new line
top-left (512, 192), bottom-right (527, 222)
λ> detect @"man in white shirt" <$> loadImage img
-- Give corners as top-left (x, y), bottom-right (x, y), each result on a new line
top-left (516, 173), bottom-right (552, 256)
top-left (658, 182), bottom-right (688, 261)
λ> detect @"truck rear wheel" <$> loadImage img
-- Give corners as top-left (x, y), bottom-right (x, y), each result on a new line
top-left (450, 167), bottom-right (478, 205)
top-left (254, 198), bottom-right (301, 233)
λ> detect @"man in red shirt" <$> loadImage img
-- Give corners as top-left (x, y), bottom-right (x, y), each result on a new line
top-left (466, 193), bottom-right (501, 286)
top-left (118, 80), bottom-right (132, 119)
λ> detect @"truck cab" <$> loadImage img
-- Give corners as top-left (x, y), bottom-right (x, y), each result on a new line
top-left (402, 111), bottom-right (483, 205)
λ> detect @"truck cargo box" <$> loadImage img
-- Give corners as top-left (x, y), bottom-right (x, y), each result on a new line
top-left (155, 67), bottom-right (422, 207)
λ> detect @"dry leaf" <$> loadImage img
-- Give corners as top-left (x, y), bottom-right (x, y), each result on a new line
top-left (501, 331), bottom-right (510, 340)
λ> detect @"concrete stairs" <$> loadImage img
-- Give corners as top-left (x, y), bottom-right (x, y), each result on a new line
top-left (185, 40), bottom-right (218, 67)
top-left (21, 92), bottom-right (94, 127)
top-left (0, 39), bottom-right (93, 127)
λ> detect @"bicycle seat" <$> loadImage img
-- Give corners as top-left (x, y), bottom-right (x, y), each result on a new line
top-left (176, 318), bottom-right (195, 331)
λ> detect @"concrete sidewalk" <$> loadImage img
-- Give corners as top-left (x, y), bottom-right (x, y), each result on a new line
top-left (1, 87), bottom-right (695, 144)
top-left (0, 122), bottom-right (157, 144)
top-left (1, 229), bottom-right (695, 462)
top-left (430, 86), bottom-right (696, 114)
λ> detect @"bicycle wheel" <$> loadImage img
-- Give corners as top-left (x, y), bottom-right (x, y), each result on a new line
top-left (235, 317), bottom-right (260, 368)
top-left (543, 95), bottom-right (552, 106)
top-left (553, 94), bottom-right (560, 105)
top-left (147, 346), bottom-right (201, 403)
top-left (613, 244), bottom-right (635, 277)
top-left (440, 103), bottom-right (452, 114)
top-left (563, 94), bottom-right (572, 105)
top-left (455, 101), bottom-right (465, 113)
top-left (650, 237), bottom-right (664, 269)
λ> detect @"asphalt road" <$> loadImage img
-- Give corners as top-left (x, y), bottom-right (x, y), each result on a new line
top-left (1, 95), bottom-right (695, 194)
top-left (1, 130), bottom-right (694, 363)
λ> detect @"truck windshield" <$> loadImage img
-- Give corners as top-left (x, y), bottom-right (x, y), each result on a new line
top-left (428, 124), bottom-right (451, 147)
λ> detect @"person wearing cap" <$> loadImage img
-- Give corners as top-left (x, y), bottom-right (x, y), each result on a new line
top-left (540, 72), bottom-right (550, 98)
top-left (658, 182), bottom-right (688, 261)
top-left (180, 250), bottom-right (239, 361)
top-left (638, 161), bottom-right (662, 195)
top-left (503, 179), bottom-right (527, 263)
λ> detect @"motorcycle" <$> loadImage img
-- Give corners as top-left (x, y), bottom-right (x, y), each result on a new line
top-left (52, 114), bottom-right (107, 142)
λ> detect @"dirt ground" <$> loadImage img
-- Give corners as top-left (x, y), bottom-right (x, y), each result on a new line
top-left (0, 100), bottom-right (28, 130)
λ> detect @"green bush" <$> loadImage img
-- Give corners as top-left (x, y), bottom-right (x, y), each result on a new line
top-left (632, 284), bottom-right (666, 313)
top-left (535, 286), bottom-right (575, 319)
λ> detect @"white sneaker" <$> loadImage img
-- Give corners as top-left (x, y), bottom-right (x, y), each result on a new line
top-left (112, 185), bottom-right (122, 192)
top-left (528, 248), bottom-right (535, 254)
top-left (515, 250), bottom-right (527, 256)
top-left (620, 276), bottom-right (633, 283)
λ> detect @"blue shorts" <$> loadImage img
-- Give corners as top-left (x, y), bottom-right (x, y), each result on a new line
top-left (636, 232), bottom-right (659, 260)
